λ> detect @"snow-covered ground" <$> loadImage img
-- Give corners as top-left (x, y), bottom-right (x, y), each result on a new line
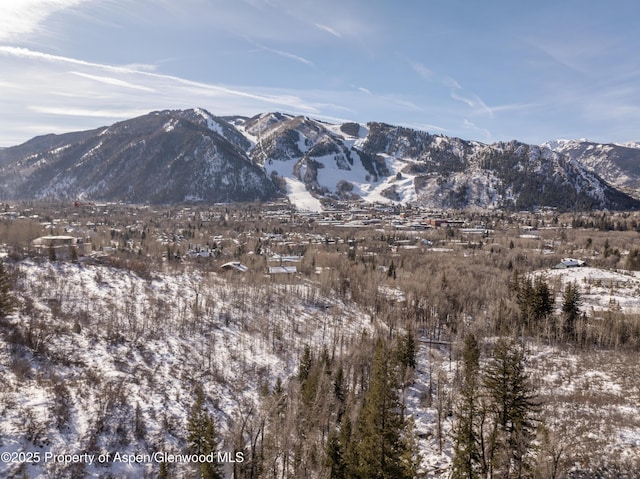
top-left (3, 258), bottom-right (640, 477)
top-left (0, 259), bottom-right (373, 478)
top-left (539, 266), bottom-right (640, 314)
top-left (283, 177), bottom-right (323, 212)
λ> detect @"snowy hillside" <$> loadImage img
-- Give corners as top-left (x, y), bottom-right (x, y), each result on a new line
top-left (243, 115), bottom-right (639, 211)
top-left (542, 266), bottom-right (640, 314)
top-left (544, 139), bottom-right (640, 198)
top-left (0, 259), bottom-right (374, 478)
top-left (0, 109), bottom-right (276, 203)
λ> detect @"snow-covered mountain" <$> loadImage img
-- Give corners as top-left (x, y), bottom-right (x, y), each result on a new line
top-left (544, 139), bottom-right (640, 199)
top-left (0, 108), bottom-right (638, 211)
top-left (0, 109), bottom-right (276, 204)
top-left (240, 114), bottom-right (639, 211)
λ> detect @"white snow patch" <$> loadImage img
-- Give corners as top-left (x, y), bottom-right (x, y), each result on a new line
top-left (284, 177), bottom-right (323, 212)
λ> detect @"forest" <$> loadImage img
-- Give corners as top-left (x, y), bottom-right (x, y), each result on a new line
top-left (1, 202), bottom-right (640, 478)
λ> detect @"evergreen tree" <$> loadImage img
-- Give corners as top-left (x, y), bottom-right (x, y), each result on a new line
top-left (157, 461), bottom-right (170, 479)
top-left (397, 329), bottom-right (417, 371)
top-left (452, 333), bottom-right (482, 479)
top-left (562, 282), bottom-right (582, 339)
top-left (515, 276), bottom-right (535, 328)
top-left (352, 338), bottom-right (413, 479)
top-left (298, 344), bottom-right (313, 382)
top-left (187, 389), bottom-right (223, 479)
top-left (134, 402), bottom-right (146, 440)
top-left (387, 260), bottom-right (396, 279)
top-left (0, 259), bottom-right (16, 320)
top-left (333, 364), bottom-right (345, 403)
top-left (532, 276), bottom-right (553, 323)
top-left (514, 275), bottom-right (553, 332)
top-left (482, 338), bottom-right (538, 479)
top-left (325, 429), bottom-right (347, 479)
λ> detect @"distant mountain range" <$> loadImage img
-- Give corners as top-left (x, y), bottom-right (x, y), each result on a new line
top-left (0, 108), bottom-right (638, 211)
top-left (544, 139), bottom-right (640, 199)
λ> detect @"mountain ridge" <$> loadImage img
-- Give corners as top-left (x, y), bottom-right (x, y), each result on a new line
top-left (1, 108), bottom-right (638, 211)
top-left (544, 139), bottom-right (640, 199)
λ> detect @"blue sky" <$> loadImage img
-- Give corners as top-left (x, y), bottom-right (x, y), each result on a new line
top-left (1, 0), bottom-right (639, 147)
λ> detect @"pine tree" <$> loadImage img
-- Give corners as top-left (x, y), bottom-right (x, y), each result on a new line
top-left (134, 402), bottom-right (146, 440)
top-left (157, 461), bottom-right (170, 479)
top-left (387, 260), bottom-right (396, 279)
top-left (515, 276), bottom-right (535, 328)
top-left (482, 338), bottom-right (538, 479)
top-left (298, 344), bottom-right (313, 382)
top-left (397, 329), bottom-right (417, 371)
top-left (514, 275), bottom-right (553, 333)
top-left (562, 282), bottom-right (581, 340)
top-left (627, 248), bottom-right (640, 271)
top-left (532, 276), bottom-right (553, 323)
top-left (452, 333), bottom-right (482, 479)
top-left (0, 259), bottom-right (16, 320)
top-left (333, 364), bottom-right (345, 403)
top-left (352, 338), bottom-right (412, 479)
top-left (187, 389), bottom-right (223, 479)
top-left (325, 429), bottom-right (346, 479)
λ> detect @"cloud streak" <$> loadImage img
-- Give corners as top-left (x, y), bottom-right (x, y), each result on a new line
top-left (315, 23), bottom-right (342, 38)
top-left (244, 37), bottom-right (315, 66)
top-left (70, 71), bottom-right (157, 92)
top-left (0, 0), bottom-right (89, 41)
top-left (2, 45), bottom-right (447, 146)
top-left (0, 45), bottom-right (328, 145)
top-left (410, 60), bottom-right (494, 118)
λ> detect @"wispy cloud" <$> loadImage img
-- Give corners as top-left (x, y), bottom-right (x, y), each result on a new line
top-left (0, 0), bottom-right (88, 41)
top-left (450, 90), bottom-right (493, 117)
top-left (464, 119), bottom-right (491, 142)
top-left (70, 72), bottom-right (156, 92)
top-left (244, 37), bottom-right (314, 66)
top-left (409, 60), bottom-right (492, 116)
top-left (0, 45), bottom-right (329, 145)
top-left (405, 122), bottom-right (447, 134)
top-left (0, 46), bottom-right (316, 106)
top-left (410, 62), bottom-right (434, 81)
top-left (0, 45), bottom-right (136, 72)
top-left (28, 105), bottom-right (150, 118)
top-left (315, 23), bottom-right (342, 39)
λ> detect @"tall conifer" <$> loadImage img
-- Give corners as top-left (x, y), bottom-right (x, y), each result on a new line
top-left (353, 338), bottom-right (412, 479)
top-left (187, 389), bottom-right (223, 479)
top-left (482, 338), bottom-right (538, 478)
top-left (0, 259), bottom-right (15, 320)
top-left (452, 333), bottom-right (482, 479)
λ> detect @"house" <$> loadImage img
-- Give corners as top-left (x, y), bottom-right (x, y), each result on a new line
top-left (553, 258), bottom-right (586, 269)
top-left (220, 261), bottom-right (248, 272)
top-left (268, 266), bottom-right (297, 274)
top-left (32, 235), bottom-right (91, 258)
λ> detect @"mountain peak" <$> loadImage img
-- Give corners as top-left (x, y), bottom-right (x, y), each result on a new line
top-left (0, 109), bottom-right (638, 210)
